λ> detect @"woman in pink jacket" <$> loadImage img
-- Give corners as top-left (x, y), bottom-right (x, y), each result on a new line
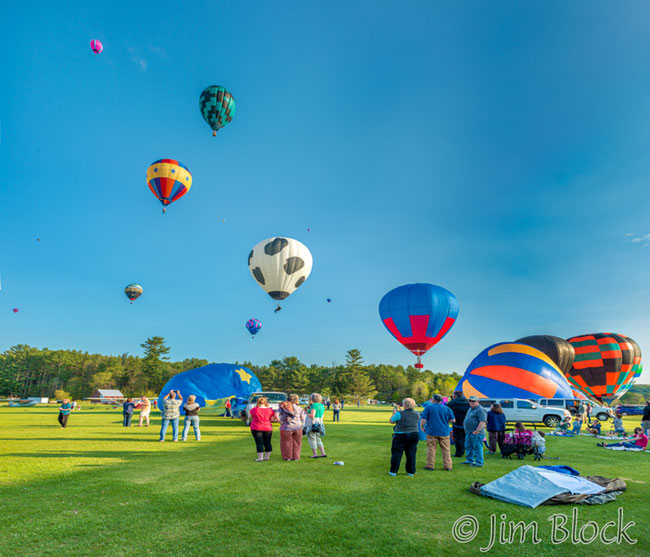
top-left (249, 396), bottom-right (278, 461)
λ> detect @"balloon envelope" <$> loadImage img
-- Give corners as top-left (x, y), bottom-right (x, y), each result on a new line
top-left (457, 342), bottom-right (574, 399)
top-left (248, 237), bottom-right (313, 301)
top-left (12, 308), bottom-right (19, 313)
top-left (199, 85), bottom-right (236, 134)
top-left (379, 283), bottom-right (458, 369)
top-left (246, 318), bottom-right (262, 336)
top-left (157, 364), bottom-right (262, 415)
top-left (90, 40), bottom-right (103, 54)
top-left (515, 335), bottom-right (575, 376)
top-left (124, 284), bottom-right (143, 302)
top-left (147, 159), bottom-right (192, 210)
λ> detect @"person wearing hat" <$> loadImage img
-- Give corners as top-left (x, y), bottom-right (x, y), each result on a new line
top-left (419, 394), bottom-right (455, 471)
top-left (463, 396), bottom-right (487, 467)
top-left (447, 390), bottom-right (470, 458)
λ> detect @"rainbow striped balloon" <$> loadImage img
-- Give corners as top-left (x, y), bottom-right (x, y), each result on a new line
top-left (457, 342), bottom-right (574, 400)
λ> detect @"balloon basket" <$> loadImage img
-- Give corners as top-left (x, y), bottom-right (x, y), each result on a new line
top-left (213, 131), bottom-right (217, 137)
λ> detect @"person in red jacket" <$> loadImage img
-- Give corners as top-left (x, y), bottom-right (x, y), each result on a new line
top-left (249, 397), bottom-right (278, 461)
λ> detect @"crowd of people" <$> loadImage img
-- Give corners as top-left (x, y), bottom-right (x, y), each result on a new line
top-left (56, 392), bottom-right (650, 473)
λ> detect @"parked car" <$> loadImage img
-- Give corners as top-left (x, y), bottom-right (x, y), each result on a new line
top-left (614, 404), bottom-right (645, 417)
top-left (478, 398), bottom-right (571, 428)
top-left (532, 398), bottom-right (615, 422)
top-left (243, 392), bottom-right (287, 426)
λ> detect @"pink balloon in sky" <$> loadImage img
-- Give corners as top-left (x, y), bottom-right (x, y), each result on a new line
top-left (12, 308), bottom-right (19, 313)
top-left (90, 40), bottom-right (103, 54)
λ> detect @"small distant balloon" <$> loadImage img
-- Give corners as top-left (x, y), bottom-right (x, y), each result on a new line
top-left (12, 308), bottom-right (19, 313)
top-left (246, 318), bottom-right (262, 337)
top-left (36, 238), bottom-right (40, 242)
top-left (327, 298), bottom-right (332, 303)
top-left (124, 284), bottom-right (143, 304)
top-left (90, 40), bottom-right (103, 54)
top-left (307, 228), bottom-right (310, 232)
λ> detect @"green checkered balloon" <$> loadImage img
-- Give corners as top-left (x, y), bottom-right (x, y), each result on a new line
top-left (199, 85), bottom-right (236, 136)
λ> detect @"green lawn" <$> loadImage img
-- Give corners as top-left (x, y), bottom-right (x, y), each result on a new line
top-left (0, 406), bottom-right (648, 556)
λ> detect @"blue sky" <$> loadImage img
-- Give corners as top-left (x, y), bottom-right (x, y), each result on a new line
top-left (1, 1), bottom-right (650, 381)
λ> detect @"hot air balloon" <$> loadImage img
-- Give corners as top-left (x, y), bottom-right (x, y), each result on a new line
top-left (515, 335), bottom-right (575, 376)
top-left (246, 318), bottom-right (262, 337)
top-left (248, 237), bottom-right (313, 310)
top-left (146, 159), bottom-right (192, 213)
top-left (326, 298), bottom-right (332, 303)
top-left (90, 40), bottom-right (103, 54)
top-left (12, 308), bottom-right (19, 313)
top-left (199, 86), bottom-right (236, 136)
top-left (565, 333), bottom-right (636, 402)
top-left (379, 283), bottom-right (458, 369)
top-left (124, 284), bottom-right (143, 304)
top-left (456, 342), bottom-right (574, 399)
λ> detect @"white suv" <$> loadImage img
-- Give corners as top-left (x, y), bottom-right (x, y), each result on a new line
top-left (533, 398), bottom-right (614, 422)
top-left (478, 398), bottom-right (570, 428)
top-left (243, 392), bottom-right (287, 426)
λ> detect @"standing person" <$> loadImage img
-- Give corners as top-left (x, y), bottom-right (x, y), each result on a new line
top-left (225, 398), bottom-right (232, 418)
top-left (137, 396), bottom-right (151, 427)
top-left (447, 391), bottom-right (470, 458)
top-left (306, 393), bottom-right (327, 458)
top-left (277, 394), bottom-right (306, 460)
top-left (641, 400), bottom-right (650, 436)
top-left (463, 396), bottom-right (487, 467)
top-left (486, 403), bottom-right (506, 454)
top-left (578, 401), bottom-right (587, 420)
top-left (182, 395), bottom-right (201, 441)
top-left (58, 399), bottom-right (72, 428)
top-left (332, 399), bottom-right (341, 422)
top-left (357, 399), bottom-right (361, 408)
top-left (419, 394), bottom-right (455, 471)
top-left (159, 390), bottom-right (183, 442)
top-left (122, 397), bottom-right (135, 427)
top-left (250, 396), bottom-right (277, 461)
top-left (388, 398), bottom-right (420, 476)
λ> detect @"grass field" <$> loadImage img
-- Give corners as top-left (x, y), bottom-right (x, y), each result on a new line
top-left (0, 406), bottom-right (648, 556)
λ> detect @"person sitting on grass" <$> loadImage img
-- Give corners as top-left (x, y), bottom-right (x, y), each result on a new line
top-left (598, 427), bottom-right (648, 450)
top-left (553, 416), bottom-right (572, 434)
top-left (612, 413), bottom-right (626, 437)
top-left (587, 419), bottom-right (601, 435)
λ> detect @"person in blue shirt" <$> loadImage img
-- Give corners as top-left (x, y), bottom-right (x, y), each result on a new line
top-left (486, 403), bottom-right (506, 454)
top-left (122, 398), bottom-right (135, 427)
top-left (587, 419), bottom-right (601, 435)
top-left (419, 394), bottom-right (456, 471)
top-left (58, 399), bottom-right (72, 428)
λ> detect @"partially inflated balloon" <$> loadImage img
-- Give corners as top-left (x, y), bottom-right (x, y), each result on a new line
top-left (457, 342), bottom-right (573, 399)
top-left (379, 283), bottom-right (458, 369)
top-left (515, 335), bottom-right (575, 376)
top-left (248, 237), bottom-right (313, 304)
top-left (147, 159), bottom-right (192, 213)
top-left (246, 319), bottom-right (262, 337)
top-left (90, 40), bottom-right (103, 54)
top-left (124, 284), bottom-right (143, 304)
top-left (566, 333), bottom-right (635, 401)
top-left (199, 86), bottom-right (236, 136)
top-left (571, 389), bottom-right (589, 400)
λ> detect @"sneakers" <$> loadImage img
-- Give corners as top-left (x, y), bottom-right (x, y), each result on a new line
top-left (406, 473), bottom-right (414, 477)
top-left (423, 467), bottom-right (435, 471)
top-left (388, 472), bottom-right (397, 476)
top-left (461, 461), bottom-right (474, 465)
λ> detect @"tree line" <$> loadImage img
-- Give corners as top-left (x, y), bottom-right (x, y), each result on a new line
top-left (0, 338), bottom-right (462, 403)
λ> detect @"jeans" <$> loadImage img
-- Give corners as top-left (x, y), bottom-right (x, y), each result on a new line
top-left (465, 432), bottom-right (484, 465)
top-left (452, 427), bottom-right (465, 457)
top-left (390, 431), bottom-right (419, 474)
top-left (605, 442), bottom-right (638, 449)
top-left (123, 412), bottom-right (133, 427)
top-left (252, 429), bottom-right (272, 453)
top-left (333, 410), bottom-right (340, 422)
top-left (160, 417), bottom-right (179, 441)
top-left (182, 415), bottom-right (201, 440)
top-left (58, 413), bottom-right (69, 428)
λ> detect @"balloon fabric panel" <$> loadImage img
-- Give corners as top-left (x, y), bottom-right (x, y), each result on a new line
top-left (515, 335), bottom-right (575, 376)
top-left (567, 333), bottom-right (624, 400)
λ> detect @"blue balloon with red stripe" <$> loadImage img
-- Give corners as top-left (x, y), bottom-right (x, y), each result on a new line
top-left (379, 283), bottom-right (459, 369)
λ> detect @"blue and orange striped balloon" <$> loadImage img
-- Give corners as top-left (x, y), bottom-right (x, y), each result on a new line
top-left (457, 342), bottom-right (574, 399)
top-left (146, 159), bottom-right (192, 213)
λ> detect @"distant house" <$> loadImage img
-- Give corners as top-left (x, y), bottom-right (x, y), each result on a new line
top-left (90, 389), bottom-right (124, 403)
